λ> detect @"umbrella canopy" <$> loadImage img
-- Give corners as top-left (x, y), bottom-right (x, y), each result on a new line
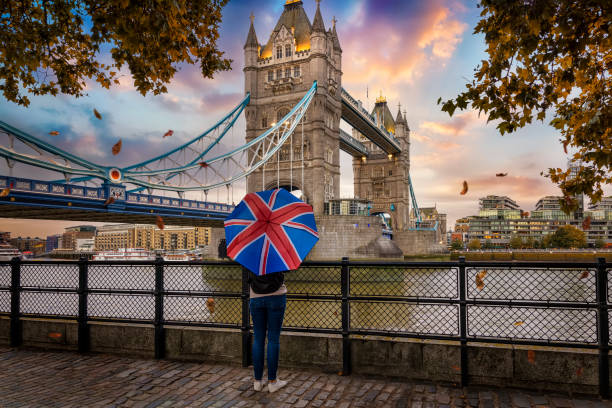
top-left (224, 189), bottom-right (319, 275)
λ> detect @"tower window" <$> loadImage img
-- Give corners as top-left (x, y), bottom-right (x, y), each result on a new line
top-left (285, 67), bottom-right (291, 78)
top-left (285, 44), bottom-right (292, 58)
top-left (262, 116), bottom-right (268, 128)
top-left (276, 69), bottom-right (282, 79)
top-left (268, 71), bottom-right (273, 82)
top-left (294, 66), bottom-right (300, 77)
top-left (276, 46), bottom-right (282, 59)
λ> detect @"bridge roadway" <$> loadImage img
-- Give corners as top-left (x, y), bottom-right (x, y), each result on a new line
top-left (0, 176), bottom-right (233, 227)
top-left (341, 88), bottom-right (402, 155)
top-left (0, 347), bottom-right (600, 408)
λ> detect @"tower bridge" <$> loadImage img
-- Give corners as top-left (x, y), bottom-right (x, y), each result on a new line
top-left (0, 0), bottom-right (445, 258)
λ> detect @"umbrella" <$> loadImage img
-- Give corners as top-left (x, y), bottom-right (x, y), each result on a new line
top-left (224, 189), bottom-right (319, 275)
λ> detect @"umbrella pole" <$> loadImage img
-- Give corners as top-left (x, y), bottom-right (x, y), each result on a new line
top-left (277, 127), bottom-right (280, 190)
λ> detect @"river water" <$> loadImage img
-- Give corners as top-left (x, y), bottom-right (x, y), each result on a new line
top-left (0, 263), bottom-right (602, 344)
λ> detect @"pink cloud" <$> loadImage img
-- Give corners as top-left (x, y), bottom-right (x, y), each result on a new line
top-left (420, 111), bottom-right (481, 137)
top-left (339, 0), bottom-right (468, 93)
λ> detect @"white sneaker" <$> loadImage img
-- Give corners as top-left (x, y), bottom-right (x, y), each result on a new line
top-left (254, 380), bottom-right (266, 391)
top-left (268, 379), bottom-right (287, 393)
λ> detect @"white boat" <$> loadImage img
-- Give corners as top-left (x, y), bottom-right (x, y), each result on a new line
top-left (92, 248), bottom-right (156, 261)
top-left (163, 251), bottom-right (200, 262)
top-left (0, 243), bottom-right (23, 261)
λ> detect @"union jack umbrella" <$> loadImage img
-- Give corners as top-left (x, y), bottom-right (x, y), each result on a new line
top-left (224, 189), bottom-right (319, 275)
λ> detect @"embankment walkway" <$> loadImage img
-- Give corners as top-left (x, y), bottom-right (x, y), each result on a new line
top-left (0, 347), bottom-right (609, 408)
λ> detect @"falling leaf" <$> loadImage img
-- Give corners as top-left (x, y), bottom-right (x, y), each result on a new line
top-left (199, 162), bottom-right (209, 168)
top-left (475, 270), bottom-right (487, 291)
top-left (496, 173), bottom-right (508, 177)
top-left (104, 197), bottom-right (116, 206)
top-left (514, 321), bottom-right (525, 327)
top-left (0, 188), bottom-right (9, 197)
top-left (206, 297), bottom-right (215, 314)
top-left (563, 140), bottom-right (568, 154)
top-left (460, 180), bottom-right (468, 195)
top-left (451, 365), bottom-right (460, 372)
top-left (579, 271), bottom-right (590, 280)
top-left (576, 367), bottom-right (583, 376)
top-left (112, 139), bottom-right (122, 155)
top-left (156, 216), bottom-right (165, 230)
top-left (527, 350), bottom-right (535, 364)
top-left (163, 130), bottom-right (174, 138)
top-left (49, 131), bottom-right (60, 136)
top-left (48, 332), bottom-right (62, 339)
top-left (93, 108), bottom-right (102, 120)
top-left (338, 371), bottom-right (344, 376)
top-left (582, 216), bottom-right (591, 230)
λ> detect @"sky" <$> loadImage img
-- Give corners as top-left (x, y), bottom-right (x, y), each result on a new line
top-left (0, 0), bottom-right (597, 238)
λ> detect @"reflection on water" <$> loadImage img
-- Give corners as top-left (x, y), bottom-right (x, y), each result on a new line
top-left (0, 264), bottom-right (601, 343)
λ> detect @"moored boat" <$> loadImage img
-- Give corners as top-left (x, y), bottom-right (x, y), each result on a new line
top-left (0, 243), bottom-right (23, 261)
top-left (92, 248), bottom-right (156, 261)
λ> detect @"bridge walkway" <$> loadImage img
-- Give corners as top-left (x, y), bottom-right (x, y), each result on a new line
top-left (0, 347), bottom-right (606, 408)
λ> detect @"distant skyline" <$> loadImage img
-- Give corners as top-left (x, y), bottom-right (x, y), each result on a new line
top-left (1, 0), bottom-right (608, 237)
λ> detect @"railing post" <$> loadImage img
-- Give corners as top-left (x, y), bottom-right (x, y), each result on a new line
top-left (77, 256), bottom-right (89, 353)
top-left (458, 256), bottom-right (468, 387)
top-left (9, 256), bottom-right (21, 347)
top-left (241, 267), bottom-right (251, 368)
top-left (596, 257), bottom-right (609, 399)
top-left (341, 257), bottom-right (351, 376)
top-left (154, 256), bottom-right (165, 359)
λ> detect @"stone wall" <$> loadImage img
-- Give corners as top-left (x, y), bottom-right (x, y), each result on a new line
top-left (1, 318), bottom-right (607, 395)
top-left (394, 230), bottom-right (447, 256)
top-left (308, 215), bottom-right (394, 260)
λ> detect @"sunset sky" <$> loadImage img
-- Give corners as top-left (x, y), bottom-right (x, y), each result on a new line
top-left (0, 0), bottom-right (598, 238)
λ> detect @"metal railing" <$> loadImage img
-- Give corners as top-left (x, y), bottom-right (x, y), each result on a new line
top-left (0, 257), bottom-right (610, 396)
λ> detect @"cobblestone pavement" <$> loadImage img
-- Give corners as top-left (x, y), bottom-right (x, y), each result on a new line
top-left (0, 347), bottom-right (610, 408)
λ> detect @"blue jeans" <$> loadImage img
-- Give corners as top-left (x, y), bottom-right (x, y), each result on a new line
top-left (250, 294), bottom-right (286, 381)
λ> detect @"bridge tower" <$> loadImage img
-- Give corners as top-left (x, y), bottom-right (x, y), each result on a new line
top-left (352, 97), bottom-right (411, 230)
top-left (244, 0), bottom-right (342, 215)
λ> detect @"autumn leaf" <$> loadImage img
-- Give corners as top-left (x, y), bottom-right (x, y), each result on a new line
top-left (93, 108), bottom-right (102, 120)
top-left (582, 216), bottom-right (591, 230)
top-left (112, 139), bottom-right (122, 155)
top-left (496, 173), bottom-right (508, 177)
top-left (199, 162), bottom-right (209, 168)
top-left (49, 131), bottom-right (60, 136)
top-left (563, 140), bottom-right (568, 154)
top-left (163, 130), bottom-right (174, 138)
top-left (48, 332), bottom-right (62, 339)
top-left (527, 350), bottom-right (535, 364)
top-left (104, 197), bottom-right (115, 206)
top-left (460, 181), bottom-right (468, 195)
top-left (579, 271), bottom-right (590, 280)
top-left (576, 367), bottom-right (583, 376)
top-left (156, 216), bottom-right (165, 230)
top-left (451, 365), bottom-right (460, 372)
top-left (0, 187), bottom-right (9, 197)
top-left (475, 270), bottom-right (487, 291)
top-left (514, 321), bottom-right (524, 327)
top-left (206, 297), bottom-right (215, 314)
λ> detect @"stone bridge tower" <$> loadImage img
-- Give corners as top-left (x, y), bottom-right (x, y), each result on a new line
top-left (352, 96), bottom-right (411, 230)
top-left (244, 0), bottom-right (342, 215)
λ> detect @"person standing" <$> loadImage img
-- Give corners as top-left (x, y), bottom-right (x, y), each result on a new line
top-left (249, 271), bottom-right (288, 393)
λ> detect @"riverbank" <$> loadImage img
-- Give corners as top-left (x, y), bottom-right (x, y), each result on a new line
top-left (451, 251), bottom-right (612, 262)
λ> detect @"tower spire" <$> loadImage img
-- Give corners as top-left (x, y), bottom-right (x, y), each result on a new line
top-left (312, 0), bottom-right (326, 32)
top-left (244, 12), bottom-right (259, 50)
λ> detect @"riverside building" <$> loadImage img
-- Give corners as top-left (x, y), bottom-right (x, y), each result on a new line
top-left (458, 195), bottom-right (612, 247)
top-left (94, 224), bottom-right (211, 251)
